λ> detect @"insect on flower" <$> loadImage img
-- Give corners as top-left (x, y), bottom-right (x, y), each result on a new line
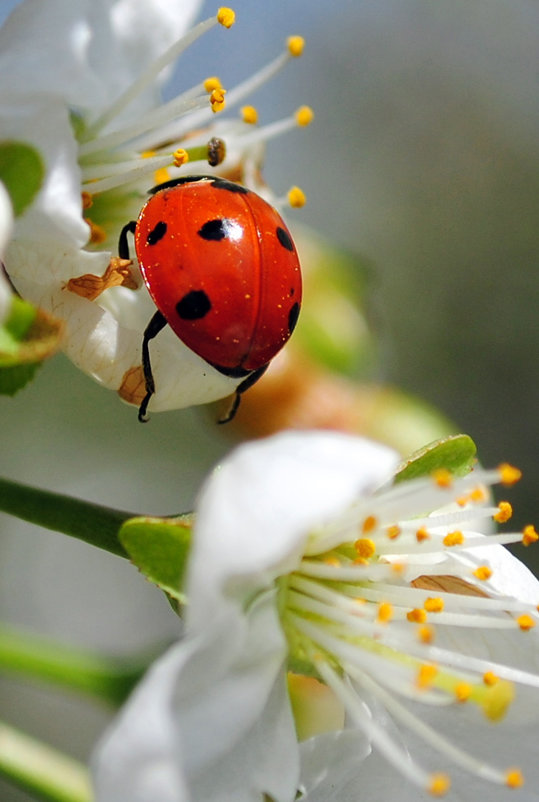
top-left (118, 174), bottom-right (302, 423)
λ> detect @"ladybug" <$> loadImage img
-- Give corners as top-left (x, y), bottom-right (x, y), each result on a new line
top-left (118, 175), bottom-right (302, 422)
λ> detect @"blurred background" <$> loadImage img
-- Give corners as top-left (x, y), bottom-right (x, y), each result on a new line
top-left (0, 1), bottom-right (537, 798)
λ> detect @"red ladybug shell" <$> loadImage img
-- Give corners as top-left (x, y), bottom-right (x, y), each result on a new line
top-left (134, 176), bottom-right (302, 376)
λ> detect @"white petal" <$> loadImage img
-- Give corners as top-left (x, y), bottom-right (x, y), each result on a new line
top-left (0, 98), bottom-right (88, 249)
top-left (299, 730), bottom-right (371, 801)
top-left (93, 642), bottom-right (189, 802)
top-left (0, 182), bottom-right (14, 323)
top-left (0, 181), bottom-right (13, 258)
top-left (188, 432), bottom-right (399, 627)
top-left (0, 0), bottom-right (202, 107)
top-left (470, 542), bottom-right (539, 604)
top-left (0, 0), bottom-right (204, 251)
top-left (93, 589), bottom-right (299, 802)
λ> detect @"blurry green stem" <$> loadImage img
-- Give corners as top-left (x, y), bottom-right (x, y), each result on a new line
top-left (0, 476), bottom-right (132, 557)
top-left (0, 624), bottom-right (150, 706)
top-left (0, 720), bottom-right (92, 802)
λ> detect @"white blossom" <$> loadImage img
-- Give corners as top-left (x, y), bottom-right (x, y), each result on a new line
top-left (93, 431), bottom-right (539, 801)
top-left (0, 0), bottom-right (308, 414)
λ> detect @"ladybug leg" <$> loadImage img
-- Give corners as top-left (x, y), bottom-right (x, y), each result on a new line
top-left (217, 364), bottom-right (269, 425)
top-left (138, 310), bottom-right (167, 422)
top-left (118, 220), bottom-right (137, 259)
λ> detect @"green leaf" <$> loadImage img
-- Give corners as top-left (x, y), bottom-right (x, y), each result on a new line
top-left (0, 141), bottom-right (44, 217)
top-left (395, 434), bottom-right (477, 484)
top-left (0, 363), bottom-right (41, 396)
top-left (120, 514), bottom-right (193, 601)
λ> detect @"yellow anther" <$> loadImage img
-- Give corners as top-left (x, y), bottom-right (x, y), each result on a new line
top-left (288, 185), bottom-right (306, 208)
top-left (386, 525), bottom-right (401, 540)
top-left (390, 562), bottom-right (405, 574)
top-left (241, 105), bottom-right (258, 124)
top-left (295, 105), bottom-right (314, 127)
top-left (483, 671), bottom-right (499, 686)
top-left (517, 614), bottom-right (535, 631)
top-left (204, 76), bottom-right (222, 93)
top-left (406, 608), bottom-right (427, 624)
top-left (498, 463), bottom-right (522, 486)
top-left (417, 663), bottom-right (438, 689)
top-left (429, 773), bottom-right (450, 796)
top-left (81, 191), bottom-right (93, 210)
top-left (424, 597), bottom-right (444, 613)
top-left (354, 537), bottom-right (376, 560)
top-left (473, 565), bottom-right (493, 581)
top-left (443, 530), bottom-right (464, 547)
top-left (418, 625), bottom-right (434, 644)
top-left (173, 149), bottom-right (189, 167)
top-left (416, 526), bottom-right (430, 542)
top-left (217, 7), bottom-right (235, 28)
top-left (85, 219), bottom-right (107, 245)
top-left (482, 678), bottom-right (514, 721)
top-left (522, 525), bottom-right (539, 547)
top-left (361, 515), bottom-right (377, 534)
top-left (505, 769), bottom-right (524, 788)
top-left (153, 167), bottom-right (171, 185)
top-left (454, 682), bottom-right (472, 703)
top-left (494, 501), bottom-right (513, 523)
top-left (287, 35), bottom-right (305, 57)
top-left (457, 486), bottom-right (488, 506)
top-left (324, 556), bottom-right (340, 567)
top-left (432, 468), bottom-right (453, 488)
top-left (377, 602), bottom-right (393, 623)
top-left (210, 87), bottom-right (227, 113)
top-left (469, 486), bottom-right (488, 503)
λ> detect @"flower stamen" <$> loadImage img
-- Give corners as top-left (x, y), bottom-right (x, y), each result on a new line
top-left (281, 457), bottom-right (538, 792)
top-left (83, 12), bottom-right (233, 140)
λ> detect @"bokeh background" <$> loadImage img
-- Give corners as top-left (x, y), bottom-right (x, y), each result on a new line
top-left (1, 1), bottom-right (537, 799)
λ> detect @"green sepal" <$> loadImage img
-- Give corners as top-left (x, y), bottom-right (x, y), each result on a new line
top-left (0, 363), bottom-right (41, 396)
top-left (395, 434), bottom-right (477, 484)
top-left (119, 514), bottom-right (194, 602)
top-left (0, 298), bottom-right (63, 394)
top-left (0, 141), bottom-right (44, 217)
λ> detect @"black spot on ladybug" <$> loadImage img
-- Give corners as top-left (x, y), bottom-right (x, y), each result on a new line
top-left (290, 287), bottom-right (295, 296)
top-left (276, 226), bottom-right (294, 252)
top-left (288, 301), bottom-right (300, 334)
top-left (211, 177), bottom-right (250, 194)
top-left (198, 218), bottom-right (243, 242)
top-left (147, 220), bottom-right (167, 245)
top-left (176, 290), bottom-right (212, 320)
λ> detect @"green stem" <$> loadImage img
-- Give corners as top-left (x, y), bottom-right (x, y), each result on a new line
top-left (0, 476), bottom-right (132, 558)
top-left (0, 624), bottom-right (151, 707)
top-left (0, 720), bottom-right (92, 802)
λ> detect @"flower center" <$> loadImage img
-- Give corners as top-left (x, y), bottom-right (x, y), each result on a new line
top-left (280, 464), bottom-right (538, 795)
